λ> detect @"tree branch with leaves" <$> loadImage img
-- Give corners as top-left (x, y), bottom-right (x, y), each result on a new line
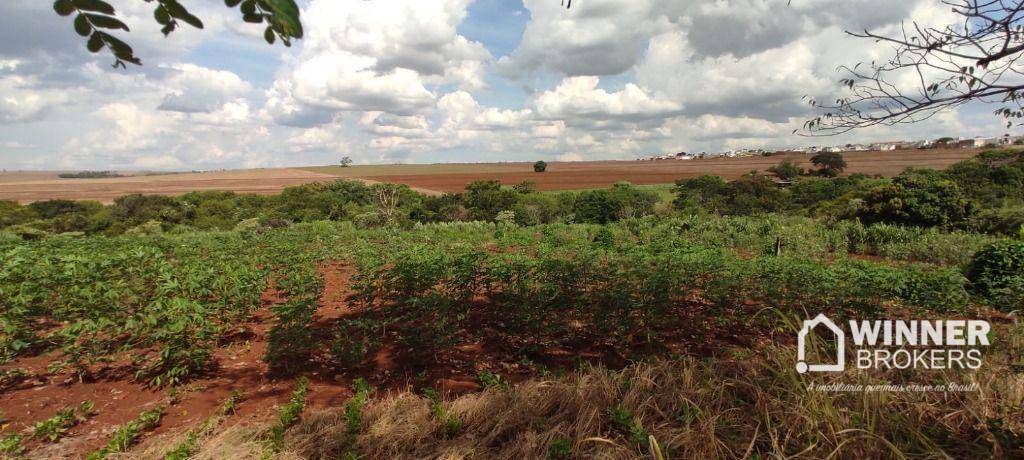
top-left (805, 0), bottom-right (1024, 134)
top-left (52, 0), bottom-right (303, 68)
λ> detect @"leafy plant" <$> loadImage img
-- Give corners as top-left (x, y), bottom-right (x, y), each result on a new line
top-left (265, 377), bottom-right (310, 454)
top-left (967, 240), bottom-right (1024, 311)
top-left (547, 436), bottom-right (572, 459)
top-left (31, 401), bottom-right (95, 442)
top-left (609, 406), bottom-right (650, 451)
top-left (87, 406), bottom-right (163, 459)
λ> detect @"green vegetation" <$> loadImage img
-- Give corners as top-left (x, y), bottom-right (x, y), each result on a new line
top-left (31, 401), bottom-right (95, 442)
top-left (3, 149), bottom-right (1023, 458)
top-left (264, 377), bottom-right (311, 454)
top-left (534, 160), bottom-right (548, 172)
top-left (810, 151), bottom-right (848, 177)
top-left (967, 240), bottom-right (1024, 311)
top-left (86, 406), bottom-right (164, 459)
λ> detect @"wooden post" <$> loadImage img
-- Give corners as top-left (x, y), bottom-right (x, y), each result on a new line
top-left (774, 236), bottom-right (782, 257)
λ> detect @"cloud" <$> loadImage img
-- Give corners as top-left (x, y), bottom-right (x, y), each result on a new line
top-left (263, 0), bottom-right (490, 126)
top-left (497, 0), bottom-right (667, 77)
top-left (0, 74), bottom-right (69, 123)
top-left (158, 64), bottom-right (252, 114)
top-left (532, 76), bottom-right (681, 125)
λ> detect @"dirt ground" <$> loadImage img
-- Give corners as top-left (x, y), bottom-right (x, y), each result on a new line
top-left (0, 169), bottom-right (341, 204)
top-left (345, 148), bottom-right (985, 193)
top-left (0, 148), bottom-right (986, 202)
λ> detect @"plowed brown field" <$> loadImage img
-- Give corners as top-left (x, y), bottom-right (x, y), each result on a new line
top-left (0, 148), bottom-right (987, 202)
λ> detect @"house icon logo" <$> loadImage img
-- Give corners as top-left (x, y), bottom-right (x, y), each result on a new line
top-left (796, 313), bottom-right (845, 373)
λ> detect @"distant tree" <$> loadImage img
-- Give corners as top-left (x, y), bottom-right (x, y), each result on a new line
top-left (533, 161), bottom-right (548, 173)
top-left (51, 0), bottom-right (303, 68)
top-left (805, 1), bottom-right (1024, 133)
top-left (810, 152), bottom-right (847, 177)
top-left (340, 156), bottom-right (353, 167)
top-left (768, 160), bottom-right (804, 181)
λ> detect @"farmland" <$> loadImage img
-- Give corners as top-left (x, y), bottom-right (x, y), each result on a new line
top-left (0, 150), bottom-right (1022, 458)
top-left (0, 148), bottom-right (985, 203)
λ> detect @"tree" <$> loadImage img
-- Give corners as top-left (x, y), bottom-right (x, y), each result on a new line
top-left (51, 0), bottom-right (303, 67)
top-left (768, 160), bottom-right (803, 181)
top-left (810, 152), bottom-right (847, 178)
top-left (533, 161), bottom-right (548, 173)
top-left (463, 180), bottom-right (517, 221)
top-left (805, 1), bottom-right (1024, 133)
top-left (340, 156), bottom-right (353, 167)
top-left (856, 169), bottom-right (974, 228)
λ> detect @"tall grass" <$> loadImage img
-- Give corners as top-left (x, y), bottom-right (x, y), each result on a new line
top-left (153, 325), bottom-right (1024, 459)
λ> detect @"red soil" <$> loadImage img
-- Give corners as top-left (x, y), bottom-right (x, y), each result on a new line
top-left (0, 259), bottom-right (782, 458)
top-left (362, 148), bottom-right (984, 193)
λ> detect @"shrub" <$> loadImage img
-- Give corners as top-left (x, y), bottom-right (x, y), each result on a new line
top-left (534, 161), bottom-right (548, 173)
top-left (464, 180), bottom-right (517, 221)
top-left (856, 169), bottom-right (974, 228)
top-left (768, 160), bottom-right (803, 180)
top-left (967, 241), bottom-right (1024, 311)
top-left (264, 300), bottom-right (318, 375)
top-left (0, 201), bottom-right (38, 228)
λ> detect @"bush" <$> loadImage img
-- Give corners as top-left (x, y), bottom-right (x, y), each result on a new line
top-left (967, 241), bottom-right (1024, 311)
top-left (464, 180), bottom-right (517, 221)
top-left (533, 161), bottom-right (548, 173)
top-left (768, 160), bottom-right (803, 180)
top-left (0, 201), bottom-right (38, 228)
top-left (574, 183), bottom-right (657, 223)
top-left (856, 169), bottom-right (973, 228)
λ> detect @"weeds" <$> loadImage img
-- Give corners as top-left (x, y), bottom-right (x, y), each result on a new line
top-left (86, 406), bottom-right (163, 459)
top-left (31, 401), bottom-right (95, 442)
top-left (264, 377), bottom-right (310, 454)
top-left (164, 390), bottom-right (242, 460)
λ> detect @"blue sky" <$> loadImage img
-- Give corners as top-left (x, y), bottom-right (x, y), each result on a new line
top-left (0, 0), bottom-right (1017, 170)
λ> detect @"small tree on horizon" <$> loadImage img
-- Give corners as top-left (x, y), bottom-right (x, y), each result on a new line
top-left (533, 161), bottom-right (548, 173)
top-left (340, 156), bottom-right (353, 167)
top-left (810, 152), bottom-right (847, 178)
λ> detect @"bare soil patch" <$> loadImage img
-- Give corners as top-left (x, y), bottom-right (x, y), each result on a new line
top-left (358, 148), bottom-right (984, 193)
top-left (0, 169), bottom-right (343, 204)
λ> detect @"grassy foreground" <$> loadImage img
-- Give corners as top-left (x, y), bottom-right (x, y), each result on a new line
top-left (131, 333), bottom-right (1024, 460)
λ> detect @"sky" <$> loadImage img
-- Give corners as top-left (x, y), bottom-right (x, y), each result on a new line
top-left (0, 0), bottom-right (1017, 170)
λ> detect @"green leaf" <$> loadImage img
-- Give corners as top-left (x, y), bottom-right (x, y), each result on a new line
top-left (72, 0), bottom-right (115, 15)
top-left (74, 14), bottom-right (92, 36)
top-left (264, 27), bottom-right (276, 45)
top-left (86, 14), bottom-right (129, 31)
top-left (242, 13), bottom-right (263, 23)
top-left (225, 0), bottom-right (243, 6)
top-left (154, 7), bottom-right (171, 25)
top-left (240, 0), bottom-right (256, 15)
top-left (53, 0), bottom-right (75, 16)
top-left (97, 32), bottom-right (141, 65)
top-left (267, 0), bottom-right (302, 38)
top-left (86, 33), bottom-right (103, 53)
top-left (162, 0), bottom-right (204, 29)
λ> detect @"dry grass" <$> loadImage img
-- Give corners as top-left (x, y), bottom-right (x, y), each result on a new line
top-left (127, 321), bottom-right (1024, 460)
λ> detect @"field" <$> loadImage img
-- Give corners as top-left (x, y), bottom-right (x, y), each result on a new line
top-left (0, 148), bottom-right (983, 203)
top-left (0, 215), bottom-right (1021, 458)
top-left (0, 169), bottom-right (340, 204)
top-left (1, 148), bottom-right (1022, 459)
